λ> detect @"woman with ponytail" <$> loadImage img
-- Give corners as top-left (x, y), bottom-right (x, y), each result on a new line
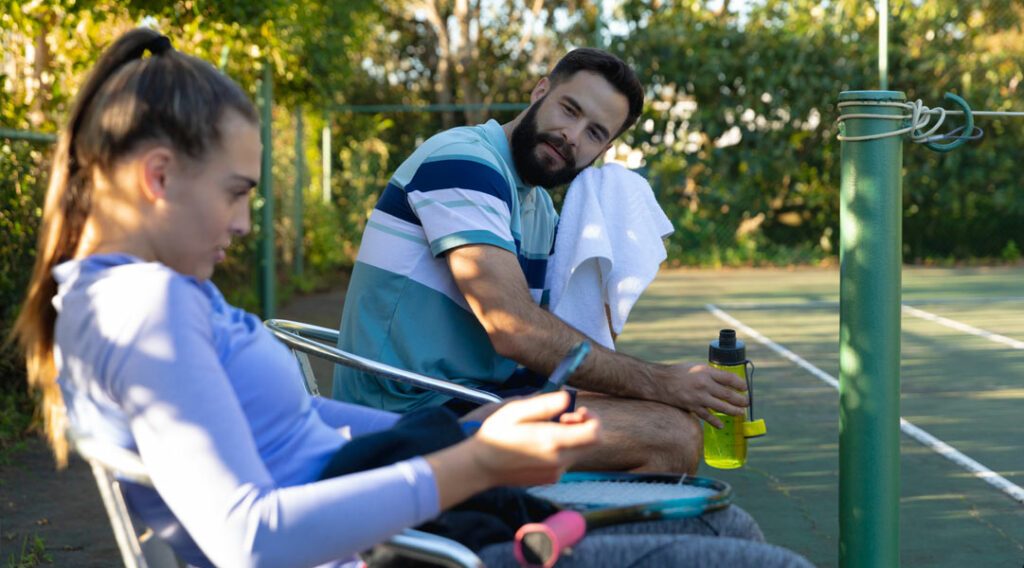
top-left (10, 28), bottom-right (609, 568)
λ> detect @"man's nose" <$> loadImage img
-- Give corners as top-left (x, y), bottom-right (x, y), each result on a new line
top-left (561, 122), bottom-right (584, 148)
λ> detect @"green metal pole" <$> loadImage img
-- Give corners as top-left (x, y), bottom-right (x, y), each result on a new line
top-left (293, 108), bottom-right (304, 279)
top-left (0, 128), bottom-right (57, 143)
top-left (329, 103), bottom-right (527, 114)
top-left (878, 0), bottom-right (889, 90)
top-left (837, 90), bottom-right (904, 568)
top-left (257, 62), bottom-right (276, 319)
top-left (218, 45), bottom-right (230, 70)
top-left (321, 119), bottom-right (332, 204)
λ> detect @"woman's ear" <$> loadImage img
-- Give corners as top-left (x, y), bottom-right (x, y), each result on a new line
top-left (139, 146), bottom-right (174, 202)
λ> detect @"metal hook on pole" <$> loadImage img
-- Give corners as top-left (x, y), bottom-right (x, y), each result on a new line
top-left (919, 92), bottom-right (975, 152)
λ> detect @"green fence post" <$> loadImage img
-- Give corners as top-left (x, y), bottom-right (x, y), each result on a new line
top-left (878, 0), bottom-right (889, 90)
top-left (321, 117), bottom-right (332, 204)
top-left (257, 61), bottom-right (276, 319)
top-left (837, 90), bottom-right (905, 568)
top-left (293, 108), bottom-right (304, 279)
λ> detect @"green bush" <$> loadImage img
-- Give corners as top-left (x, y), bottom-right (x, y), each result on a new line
top-left (1001, 240), bottom-right (1021, 264)
top-left (0, 136), bottom-right (47, 393)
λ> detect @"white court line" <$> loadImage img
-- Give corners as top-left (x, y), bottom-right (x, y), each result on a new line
top-left (706, 303), bottom-right (1024, 505)
top-left (902, 304), bottom-right (1024, 350)
top-left (706, 305), bottom-right (839, 389)
top-left (714, 296), bottom-right (1024, 311)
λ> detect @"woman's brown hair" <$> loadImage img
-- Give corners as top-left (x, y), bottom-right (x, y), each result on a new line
top-left (11, 27), bottom-right (258, 465)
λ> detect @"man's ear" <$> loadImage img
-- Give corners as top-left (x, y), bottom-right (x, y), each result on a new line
top-left (530, 77), bottom-right (551, 103)
top-left (139, 146), bottom-right (174, 202)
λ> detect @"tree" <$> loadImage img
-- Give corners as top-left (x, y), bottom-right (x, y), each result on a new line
top-left (615, 0), bottom-right (1022, 264)
top-left (353, 0), bottom-right (599, 128)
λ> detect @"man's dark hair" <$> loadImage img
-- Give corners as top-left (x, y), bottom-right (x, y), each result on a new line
top-left (548, 48), bottom-right (644, 137)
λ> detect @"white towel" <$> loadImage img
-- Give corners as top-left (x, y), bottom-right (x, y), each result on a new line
top-left (546, 163), bottom-right (674, 350)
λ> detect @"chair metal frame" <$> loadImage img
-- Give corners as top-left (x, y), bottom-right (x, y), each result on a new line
top-left (263, 318), bottom-right (502, 567)
top-left (263, 318), bottom-right (502, 406)
top-left (67, 426), bottom-right (177, 568)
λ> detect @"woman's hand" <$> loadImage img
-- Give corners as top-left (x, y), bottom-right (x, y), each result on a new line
top-left (472, 391), bottom-right (601, 486)
top-left (425, 391), bottom-right (601, 510)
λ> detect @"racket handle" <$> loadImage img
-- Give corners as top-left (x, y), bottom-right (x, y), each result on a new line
top-left (514, 510), bottom-right (586, 568)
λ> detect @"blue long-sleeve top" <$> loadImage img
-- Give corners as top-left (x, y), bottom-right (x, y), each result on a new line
top-left (52, 254), bottom-right (441, 568)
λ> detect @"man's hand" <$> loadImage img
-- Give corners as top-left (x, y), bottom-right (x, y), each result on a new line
top-left (655, 363), bottom-right (749, 428)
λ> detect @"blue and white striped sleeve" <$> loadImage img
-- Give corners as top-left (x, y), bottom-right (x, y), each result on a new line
top-left (404, 153), bottom-right (516, 257)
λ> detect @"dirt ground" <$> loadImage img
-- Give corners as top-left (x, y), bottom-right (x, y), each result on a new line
top-left (0, 436), bottom-right (118, 566)
top-left (0, 284), bottom-right (348, 567)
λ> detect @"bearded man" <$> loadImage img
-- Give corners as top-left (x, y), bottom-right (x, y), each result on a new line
top-left (332, 48), bottom-right (747, 474)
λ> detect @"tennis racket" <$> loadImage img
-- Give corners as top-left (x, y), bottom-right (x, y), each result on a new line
top-left (514, 472), bottom-right (732, 568)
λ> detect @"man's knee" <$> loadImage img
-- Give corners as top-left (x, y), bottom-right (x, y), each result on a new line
top-left (572, 395), bottom-right (704, 474)
top-left (640, 404), bottom-right (702, 474)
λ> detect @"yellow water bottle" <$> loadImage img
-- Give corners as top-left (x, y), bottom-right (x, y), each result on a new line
top-left (703, 329), bottom-right (766, 469)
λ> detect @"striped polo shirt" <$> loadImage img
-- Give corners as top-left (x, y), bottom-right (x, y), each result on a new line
top-left (333, 119), bottom-right (558, 412)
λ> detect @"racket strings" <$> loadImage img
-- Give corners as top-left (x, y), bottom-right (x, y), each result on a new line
top-left (527, 480), bottom-right (717, 507)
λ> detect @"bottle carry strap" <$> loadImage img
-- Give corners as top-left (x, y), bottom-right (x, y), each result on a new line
top-left (742, 360), bottom-right (767, 438)
top-left (744, 360), bottom-right (755, 420)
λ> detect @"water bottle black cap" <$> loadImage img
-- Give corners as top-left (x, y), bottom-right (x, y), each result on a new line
top-left (709, 329), bottom-right (745, 364)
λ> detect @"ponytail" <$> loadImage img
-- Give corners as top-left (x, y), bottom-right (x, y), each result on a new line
top-left (11, 28), bottom-right (257, 465)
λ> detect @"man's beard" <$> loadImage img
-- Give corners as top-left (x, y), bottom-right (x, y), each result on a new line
top-left (511, 98), bottom-right (585, 189)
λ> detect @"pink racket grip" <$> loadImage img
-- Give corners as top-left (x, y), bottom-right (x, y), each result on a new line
top-left (514, 510), bottom-right (586, 568)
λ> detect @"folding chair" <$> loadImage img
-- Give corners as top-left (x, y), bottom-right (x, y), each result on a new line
top-left (263, 318), bottom-right (510, 568)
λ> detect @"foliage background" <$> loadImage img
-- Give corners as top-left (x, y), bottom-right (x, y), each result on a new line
top-left (2, 0), bottom-right (1023, 439)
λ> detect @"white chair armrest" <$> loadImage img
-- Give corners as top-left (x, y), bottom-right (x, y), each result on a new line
top-left (263, 318), bottom-right (502, 406)
top-left (375, 528), bottom-right (486, 568)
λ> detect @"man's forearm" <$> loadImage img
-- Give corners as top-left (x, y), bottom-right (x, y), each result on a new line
top-left (501, 304), bottom-right (665, 401)
top-left (447, 243), bottom-right (664, 401)
top-left (448, 244), bottom-right (746, 422)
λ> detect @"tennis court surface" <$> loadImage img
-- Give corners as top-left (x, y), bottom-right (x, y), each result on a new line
top-left (617, 265), bottom-right (1024, 567)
